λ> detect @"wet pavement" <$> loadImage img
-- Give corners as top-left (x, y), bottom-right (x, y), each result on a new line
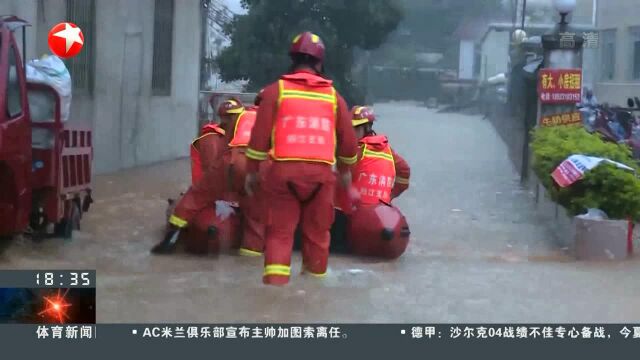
top-left (2, 102), bottom-right (640, 323)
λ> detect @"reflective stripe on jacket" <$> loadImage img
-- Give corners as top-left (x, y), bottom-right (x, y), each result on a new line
top-left (229, 109), bottom-right (257, 147)
top-left (270, 73), bottom-right (337, 164)
top-left (352, 135), bottom-right (396, 205)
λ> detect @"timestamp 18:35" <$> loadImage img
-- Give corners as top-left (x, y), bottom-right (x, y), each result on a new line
top-left (36, 272), bottom-right (92, 287)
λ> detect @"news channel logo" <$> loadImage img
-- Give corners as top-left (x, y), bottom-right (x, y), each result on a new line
top-left (47, 22), bottom-right (84, 59)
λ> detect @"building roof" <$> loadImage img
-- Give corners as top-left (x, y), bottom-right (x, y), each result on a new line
top-left (454, 19), bottom-right (492, 41)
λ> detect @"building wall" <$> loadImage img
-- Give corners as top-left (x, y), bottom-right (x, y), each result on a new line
top-left (0, 0), bottom-right (201, 173)
top-left (480, 30), bottom-right (510, 82)
top-left (458, 40), bottom-right (475, 80)
top-left (0, 0), bottom-right (38, 60)
top-left (594, 0), bottom-right (640, 105)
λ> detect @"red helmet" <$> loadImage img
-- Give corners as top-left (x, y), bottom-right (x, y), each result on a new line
top-left (289, 31), bottom-right (325, 62)
top-left (217, 99), bottom-right (244, 117)
top-left (351, 106), bottom-right (376, 127)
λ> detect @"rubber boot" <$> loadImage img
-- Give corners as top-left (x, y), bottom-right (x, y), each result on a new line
top-left (151, 226), bottom-right (182, 254)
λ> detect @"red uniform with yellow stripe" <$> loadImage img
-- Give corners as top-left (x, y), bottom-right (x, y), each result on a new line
top-left (226, 106), bottom-right (268, 257)
top-left (334, 135), bottom-right (411, 259)
top-left (190, 124), bottom-right (225, 185)
top-left (245, 70), bottom-right (359, 286)
top-left (228, 108), bottom-right (257, 148)
top-left (269, 77), bottom-right (337, 164)
top-left (352, 135), bottom-right (396, 205)
top-left (226, 108), bottom-right (257, 194)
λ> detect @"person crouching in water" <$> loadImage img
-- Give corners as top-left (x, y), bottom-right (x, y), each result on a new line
top-left (151, 99), bottom-right (246, 255)
top-left (333, 106), bottom-right (412, 259)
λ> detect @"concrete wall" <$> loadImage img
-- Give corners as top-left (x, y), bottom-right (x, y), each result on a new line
top-left (0, 0), bottom-right (38, 60)
top-left (480, 29), bottom-right (510, 82)
top-left (0, 0), bottom-right (201, 173)
top-left (594, 0), bottom-right (640, 105)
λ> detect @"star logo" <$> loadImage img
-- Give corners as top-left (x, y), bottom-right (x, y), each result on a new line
top-left (47, 22), bottom-right (84, 58)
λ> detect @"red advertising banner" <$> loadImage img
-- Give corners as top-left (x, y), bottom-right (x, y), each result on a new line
top-left (551, 158), bottom-right (585, 188)
top-left (540, 111), bottom-right (582, 127)
top-left (538, 68), bottom-right (582, 104)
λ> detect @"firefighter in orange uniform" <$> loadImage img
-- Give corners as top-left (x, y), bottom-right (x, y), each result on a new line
top-left (151, 100), bottom-right (245, 255)
top-left (244, 32), bottom-right (358, 286)
top-left (226, 92), bottom-right (270, 257)
top-left (334, 106), bottom-right (411, 259)
top-left (191, 122), bottom-right (226, 185)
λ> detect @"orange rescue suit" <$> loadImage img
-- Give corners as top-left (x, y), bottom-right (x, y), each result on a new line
top-left (352, 135), bottom-right (396, 205)
top-left (336, 134), bottom-right (410, 211)
top-left (228, 108), bottom-right (257, 147)
top-left (226, 106), bottom-right (268, 256)
top-left (270, 78), bottom-right (337, 164)
top-left (245, 70), bottom-right (359, 286)
top-left (190, 124), bottom-right (226, 184)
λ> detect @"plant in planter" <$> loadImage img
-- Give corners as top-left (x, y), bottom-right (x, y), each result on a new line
top-left (531, 126), bottom-right (640, 260)
top-left (531, 126), bottom-right (640, 220)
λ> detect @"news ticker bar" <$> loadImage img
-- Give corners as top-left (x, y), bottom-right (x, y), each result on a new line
top-left (12, 324), bottom-right (640, 342)
top-left (0, 270), bottom-right (96, 288)
top-left (7, 326), bottom-right (640, 359)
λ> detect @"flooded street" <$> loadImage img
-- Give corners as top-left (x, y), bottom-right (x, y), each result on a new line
top-left (2, 103), bottom-right (640, 323)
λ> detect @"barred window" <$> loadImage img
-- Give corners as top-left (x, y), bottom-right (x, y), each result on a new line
top-left (600, 29), bottom-right (616, 81)
top-left (631, 27), bottom-right (640, 80)
top-left (65, 0), bottom-right (95, 95)
top-left (152, 0), bottom-right (174, 96)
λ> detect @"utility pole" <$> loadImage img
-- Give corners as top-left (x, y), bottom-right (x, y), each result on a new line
top-left (200, 0), bottom-right (210, 91)
top-left (521, 0), bottom-right (527, 29)
top-left (514, 0), bottom-right (522, 30)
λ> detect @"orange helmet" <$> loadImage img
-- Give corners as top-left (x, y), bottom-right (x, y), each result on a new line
top-left (289, 31), bottom-right (325, 61)
top-left (217, 99), bottom-right (244, 117)
top-left (351, 106), bottom-right (376, 127)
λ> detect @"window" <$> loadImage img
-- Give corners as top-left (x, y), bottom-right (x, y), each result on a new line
top-left (631, 27), bottom-right (640, 80)
top-left (152, 0), bottom-right (174, 96)
top-left (600, 29), bottom-right (616, 81)
top-left (66, 0), bottom-right (95, 94)
top-left (7, 43), bottom-right (23, 119)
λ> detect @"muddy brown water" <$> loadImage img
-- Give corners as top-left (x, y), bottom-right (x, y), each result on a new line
top-left (2, 103), bottom-right (640, 322)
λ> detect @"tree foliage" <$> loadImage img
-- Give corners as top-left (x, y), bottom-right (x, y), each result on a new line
top-left (216, 0), bottom-right (403, 104)
top-left (531, 126), bottom-right (640, 221)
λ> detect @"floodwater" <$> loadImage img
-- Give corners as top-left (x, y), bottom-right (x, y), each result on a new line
top-left (2, 102), bottom-right (640, 323)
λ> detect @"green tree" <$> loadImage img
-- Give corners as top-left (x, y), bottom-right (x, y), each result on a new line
top-left (216, 0), bottom-right (403, 104)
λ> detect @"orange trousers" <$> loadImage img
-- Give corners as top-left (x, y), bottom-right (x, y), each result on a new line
top-left (261, 162), bottom-right (336, 285)
top-left (238, 190), bottom-right (267, 256)
top-left (228, 150), bottom-right (269, 256)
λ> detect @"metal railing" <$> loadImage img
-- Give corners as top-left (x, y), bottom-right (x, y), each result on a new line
top-left (198, 91), bottom-right (256, 127)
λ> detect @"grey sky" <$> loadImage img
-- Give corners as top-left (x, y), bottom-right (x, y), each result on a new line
top-left (223, 0), bottom-right (245, 14)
